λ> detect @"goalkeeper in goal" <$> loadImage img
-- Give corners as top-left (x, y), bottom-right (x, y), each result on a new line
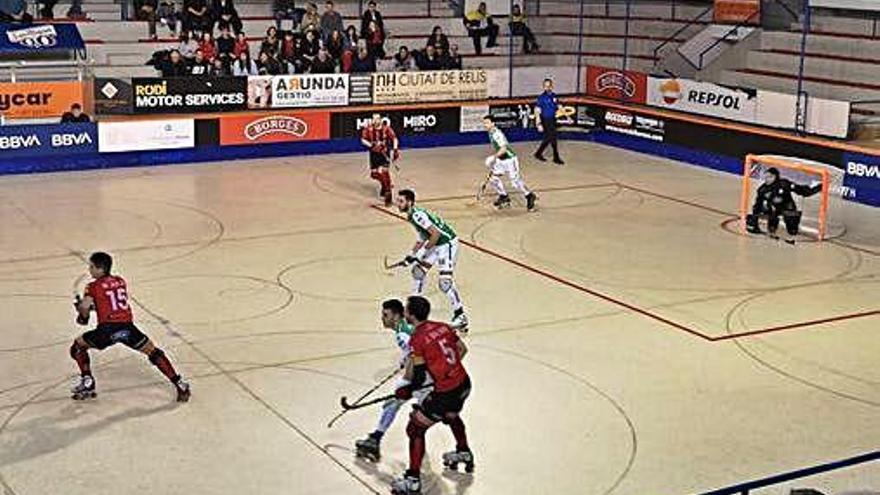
top-left (746, 167), bottom-right (823, 244)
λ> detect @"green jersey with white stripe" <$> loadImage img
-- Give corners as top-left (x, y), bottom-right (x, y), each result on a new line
top-left (489, 127), bottom-right (516, 159)
top-left (408, 206), bottom-right (456, 245)
top-left (394, 320), bottom-right (415, 352)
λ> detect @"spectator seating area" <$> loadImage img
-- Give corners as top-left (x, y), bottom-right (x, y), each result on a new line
top-left (4, 0), bottom-right (710, 81)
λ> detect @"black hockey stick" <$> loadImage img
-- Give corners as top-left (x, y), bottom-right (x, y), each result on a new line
top-left (326, 367), bottom-right (401, 428)
top-left (340, 385), bottom-right (432, 411)
top-left (383, 255), bottom-right (410, 271)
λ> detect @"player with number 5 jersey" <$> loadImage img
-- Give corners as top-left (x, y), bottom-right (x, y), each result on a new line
top-left (68, 252), bottom-right (191, 402)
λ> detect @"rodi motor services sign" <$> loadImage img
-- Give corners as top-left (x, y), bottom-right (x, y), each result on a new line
top-left (647, 77), bottom-right (757, 123)
top-left (220, 112), bottom-right (330, 145)
top-left (272, 74), bottom-right (349, 108)
top-left (372, 69), bottom-right (487, 105)
top-left (132, 77), bottom-right (247, 114)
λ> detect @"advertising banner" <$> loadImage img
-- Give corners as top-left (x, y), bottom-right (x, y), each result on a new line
top-left (270, 74), bottom-right (349, 108)
top-left (460, 104), bottom-right (490, 133)
top-left (601, 108), bottom-right (666, 142)
top-left (349, 74), bottom-right (373, 105)
top-left (585, 65), bottom-right (648, 104)
top-left (372, 69), bottom-right (488, 105)
top-left (842, 152), bottom-right (880, 206)
top-left (98, 119), bottom-right (195, 152)
top-left (247, 76), bottom-right (273, 109)
top-left (0, 81), bottom-right (83, 119)
top-left (0, 122), bottom-right (96, 157)
top-left (132, 77), bottom-right (247, 114)
top-left (488, 104), bottom-right (536, 130)
top-left (647, 77), bottom-right (758, 123)
top-left (714, 0), bottom-right (760, 24)
top-left (94, 78), bottom-right (133, 115)
top-left (219, 112), bottom-right (330, 145)
top-left (331, 107), bottom-right (461, 139)
top-left (0, 24), bottom-right (85, 53)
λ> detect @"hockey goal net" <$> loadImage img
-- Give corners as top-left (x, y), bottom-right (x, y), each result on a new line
top-left (740, 154), bottom-right (846, 240)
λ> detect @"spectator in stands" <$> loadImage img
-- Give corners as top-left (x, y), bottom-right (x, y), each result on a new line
top-left (350, 45), bottom-right (375, 73)
top-left (261, 26), bottom-right (280, 56)
top-left (157, 0), bottom-right (179, 36)
top-left (279, 29), bottom-right (296, 62)
top-left (199, 31), bottom-right (217, 62)
top-left (182, 0), bottom-right (212, 35)
top-left (300, 1), bottom-right (319, 33)
top-left (211, 57), bottom-right (231, 75)
top-left (464, 1), bottom-right (497, 55)
top-left (257, 50), bottom-right (283, 75)
top-left (0, 0), bottom-right (33, 23)
top-left (415, 44), bottom-right (443, 71)
top-left (509, 4), bottom-right (538, 53)
top-left (232, 50), bottom-right (258, 75)
top-left (213, 0), bottom-right (241, 34)
top-left (343, 24), bottom-right (359, 51)
top-left (233, 31), bottom-right (249, 57)
top-left (216, 25), bottom-right (235, 61)
top-left (365, 20), bottom-right (384, 59)
top-left (136, 0), bottom-right (160, 40)
top-left (444, 42), bottom-right (462, 69)
top-left (37, 0), bottom-right (57, 19)
top-left (288, 39), bottom-right (312, 73)
top-left (320, 0), bottom-right (343, 42)
top-left (326, 29), bottom-right (344, 60)
top-left (393, 46), bottom-right (416, 71)
top-left (360, 0), bottom-right (383, 38)
top-left (301, 27), bottom-right (320, 59)
top-left (189, 48), bottom-right (211, 74)
top-left (310, 47), bottom-right (336, 73)
top-left (178, 31), bottom-right (199, 59)
top-left (159, 49), bottom-right (189, 76)
top-left (66, 0), bottom-right (84, 18)
top-left (426, 26), bottom-right (449, 57)
top-left (273, 0), bottom-right (301, 31)
top-left (61, 103), bottom-right (91, 123)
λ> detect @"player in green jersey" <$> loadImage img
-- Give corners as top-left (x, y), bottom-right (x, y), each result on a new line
top-left (483, 114), bottom-right (537, 211)
top-left (354, 299), bottom-right (432, 461)
top-left (396, 189), bottom-right (469, 331)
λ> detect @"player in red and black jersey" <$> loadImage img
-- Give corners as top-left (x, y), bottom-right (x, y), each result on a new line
top-left (69, 252), bottom-right (190, 402)
top-left (360, 113), bottom-right (400, 207)
top-left (391, 296), bottom-right (473, 495)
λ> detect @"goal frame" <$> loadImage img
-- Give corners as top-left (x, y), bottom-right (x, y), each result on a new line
top-left (740, 154), bottom-right (832, 240)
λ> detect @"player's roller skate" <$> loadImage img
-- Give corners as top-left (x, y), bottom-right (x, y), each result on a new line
top-left (175, 379), bottom-right (191, 402)
top-left (71, 375), bottom-right (96, 400)
top-left (442, 448), bottom-right (474, 473)
top-left (525, 192), bottom-right (537, 212)
top-left (493, 194), bottom-right (511, 209)
top-left (390, 472), bottom-right (421, 495)
top-left (451, 308), bottom-right (469, 334)
top-left (355, 434), bottom-right (381, 462)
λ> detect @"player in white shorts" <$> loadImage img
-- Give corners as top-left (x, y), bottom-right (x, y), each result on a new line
top-left (483, 114), bottom-right (537, 211)
top-left (395, 189), bottom-right (468, 332)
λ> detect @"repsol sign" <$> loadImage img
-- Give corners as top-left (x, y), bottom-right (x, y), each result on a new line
top-left (131, 77), bottom-right (247, 114)
top-left (686, 90), bottom-right (742, 109)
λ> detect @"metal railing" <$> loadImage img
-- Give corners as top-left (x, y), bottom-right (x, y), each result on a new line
top-left (699, 450), bottom-right (880, 495)
top-left (651, 4), bottom-right (713, 63)
top-left (696, 10), bottom-right (759, 69)
top-left (0, 60), bottom-right (93, 83)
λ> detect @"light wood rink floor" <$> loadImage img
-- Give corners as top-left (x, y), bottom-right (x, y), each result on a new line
top-left (1, 141), bottom-right (879, 495)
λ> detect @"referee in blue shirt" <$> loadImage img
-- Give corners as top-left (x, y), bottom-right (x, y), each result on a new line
top-left (533, 78), bottom-right (564, 165)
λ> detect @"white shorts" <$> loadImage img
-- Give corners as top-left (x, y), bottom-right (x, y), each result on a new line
top-left (423, 238), bottom-right (459, 273)
top-left (491, 156), bottom-right (521, 181)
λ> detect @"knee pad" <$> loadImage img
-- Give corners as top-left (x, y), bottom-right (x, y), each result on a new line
top-left (148, 348), bottom-right (165, 365)
top-left (370, 170), bottom-right (381, 180)
top-left (438, 274), bottom-right (454, 293)
top-left (784, 211), bottom-right (802, 236)
top-left (406, 418), bottom-right (428, 439)
top-left (69, 341), bottom-right (86, 359)
top-left (411, 263), bottom-right (427, 281)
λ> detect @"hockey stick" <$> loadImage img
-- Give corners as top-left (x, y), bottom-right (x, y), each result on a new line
top-left (383, 255), bottom-right (411, 271)
top-left (340, 385), bottom-right (432, 411)
top-left (326, 367), bottom-right (401, 428)
top-left (467, 173), bottom-right (493, 207)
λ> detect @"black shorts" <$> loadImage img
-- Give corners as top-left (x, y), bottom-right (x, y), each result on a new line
top-left (369, 150), bottom-right (390, 169)
top-left (83, 322), bottom-right (149, 351)
top-left (417, 376), bottom-right (471, 422)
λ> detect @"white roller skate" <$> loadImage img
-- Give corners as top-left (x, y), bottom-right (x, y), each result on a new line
top-left (493, 194), bottom-right (511, 209)
top-left (390, 472), bottom-right (421, 495)
top-left (175, 379), bottom-right (191, 402)
top-left (442, 449), bottom-right (475, 473)
top-left (451, 309), bottom-right (469, 334)
top-left (355, 434), bottom-right (381, 462)
top-left (71, 375), bottom-right (96, 400)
